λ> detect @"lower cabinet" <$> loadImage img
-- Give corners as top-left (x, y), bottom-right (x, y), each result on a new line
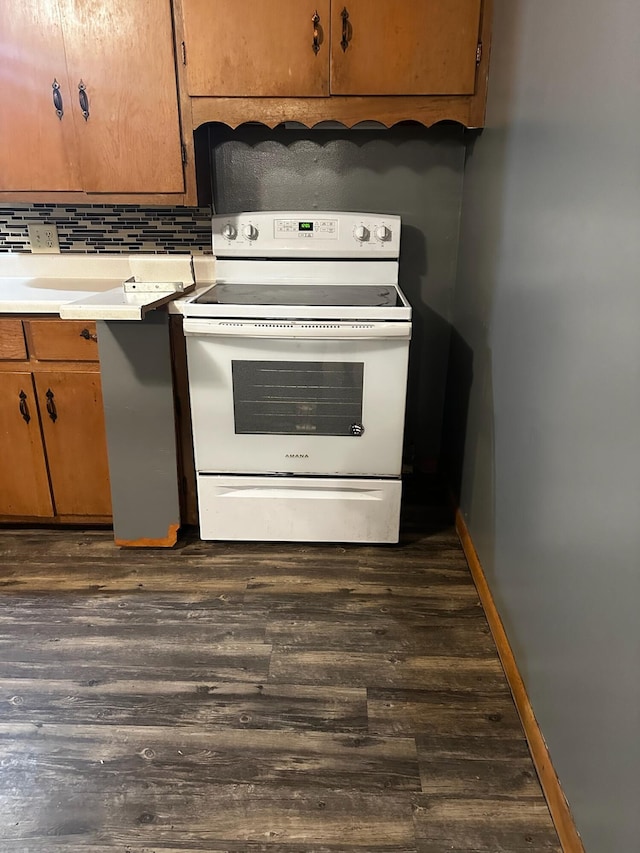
top-left (0, 318), bottom-right (112, 521)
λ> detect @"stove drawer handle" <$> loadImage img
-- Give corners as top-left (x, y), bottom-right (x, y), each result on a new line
top-left (183, 319), bottom-right (411, 340)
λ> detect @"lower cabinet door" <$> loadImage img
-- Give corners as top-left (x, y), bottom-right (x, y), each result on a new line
top-left (34, 371), bottom-right (112, 517)
top-left (0, 372), bottom-right (54, 517)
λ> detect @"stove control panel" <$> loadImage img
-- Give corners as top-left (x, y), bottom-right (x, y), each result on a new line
top-left (213, 211), bottom-right (401, 259)
top-left (274, 218), bottom-right (338, 239)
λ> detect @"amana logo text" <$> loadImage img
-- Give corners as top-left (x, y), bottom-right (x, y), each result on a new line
top-left (285, 453), bottom-right (309, 459)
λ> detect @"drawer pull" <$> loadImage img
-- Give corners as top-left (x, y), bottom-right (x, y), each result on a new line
top-left (78, 80), bottom-right (90, 121)
top-left (45, 389), bottom-right (58, 423)
top-left (312, 9), bottom-right (321, 55)
top-left (79, 327), bottom-right (98, 342)
top-left (18, 390), bottom-right (31, 424)
top-left (52, 79), bottom-right (64, 119)
top-left (340, 7), bottom-right (351, 52)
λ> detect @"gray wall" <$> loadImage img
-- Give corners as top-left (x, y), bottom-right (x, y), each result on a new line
top-left (447, 1), bottom-right (640, 849)
top-left (209, 123), bottom-right (465, 470)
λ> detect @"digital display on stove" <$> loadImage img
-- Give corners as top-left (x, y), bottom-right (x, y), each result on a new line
top-left (298, 221), bottom-right (314, 231)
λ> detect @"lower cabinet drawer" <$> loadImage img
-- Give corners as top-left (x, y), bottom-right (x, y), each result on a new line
top-left (24, 319), bottom-right (99, 361)
top-left (0, 319), bottom-right (27, 360)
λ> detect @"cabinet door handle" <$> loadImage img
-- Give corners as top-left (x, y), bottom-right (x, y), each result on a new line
top-left (312, 10), bottom-right (321, 55)
top-left (78, 80), bottom-right (90, 121)
top-left (340, 7), bottom-right (351, 52)
top-left (45, 389), bottom-right (58, 423)
top-left (18, 390), bottom-right (31, 424)
top-left (79, 327), bottom-right (98, 342)
top-left (52, 79), bottom-right (64, 119)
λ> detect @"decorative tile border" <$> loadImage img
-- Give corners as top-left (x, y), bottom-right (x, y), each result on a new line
top-left (0, 204), bottom-right (213, 254)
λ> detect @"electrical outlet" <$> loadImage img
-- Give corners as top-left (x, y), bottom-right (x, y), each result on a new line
top-left (28, 223), bottom-right (60, 253)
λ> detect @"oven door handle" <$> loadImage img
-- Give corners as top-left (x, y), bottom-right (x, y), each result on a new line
top-left (183, 319), bottom-right (411, 340)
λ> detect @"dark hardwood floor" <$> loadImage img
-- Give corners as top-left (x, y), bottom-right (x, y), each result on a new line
top-left (0, 478), bottom-right (561, 851)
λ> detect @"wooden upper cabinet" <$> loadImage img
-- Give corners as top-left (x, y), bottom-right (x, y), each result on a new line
top-left (178, 0), bottom-right (491, 128)
top-left (57, 0), bottom-right (184, 193)
top-left (0, 1), bottom-right (81, 191)
top-left (0, 0), bottom-right (191, 200)
top-left (330, 0), bottom-right (483, 96)
top-left (182, 0), bottom-right (331, 97)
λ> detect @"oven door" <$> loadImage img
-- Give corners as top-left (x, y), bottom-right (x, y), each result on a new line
top-left (184, 319), bottom-right (411, 477)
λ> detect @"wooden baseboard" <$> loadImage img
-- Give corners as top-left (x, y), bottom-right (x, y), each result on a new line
top-left (0, 515), bottom-right (112, 525)
top-left (455, 509), bottom-right (585, 853)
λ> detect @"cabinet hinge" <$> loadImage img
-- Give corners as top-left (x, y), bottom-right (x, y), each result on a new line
top-left (181, 142), bottom-right (187, 165)
top-left (181, 40), bottom-right (187, 65)
top-left (476, 41), bottom-right (483, 64)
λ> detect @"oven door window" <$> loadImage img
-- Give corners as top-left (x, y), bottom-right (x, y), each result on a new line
top-left (232, 360), bottom-right (364, 436)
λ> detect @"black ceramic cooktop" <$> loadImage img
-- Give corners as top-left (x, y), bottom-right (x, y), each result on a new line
top-left (195, 283), bottom-right (401, 308)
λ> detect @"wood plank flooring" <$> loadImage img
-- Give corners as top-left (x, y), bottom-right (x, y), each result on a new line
top-left (0, 479), bottom-right (561, 851)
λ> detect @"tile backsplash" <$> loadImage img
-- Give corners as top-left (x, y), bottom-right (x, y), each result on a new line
top-left (0, 204), bottom-right (213, 253)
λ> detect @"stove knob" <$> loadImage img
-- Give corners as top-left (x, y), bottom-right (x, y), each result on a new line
top-left (221, 223), bottom-right (237, 240)
top-left (354, 225), bottom-right (370, 242)
top-left (375, 225), bottom-right (391, 242)
top-left (242, 224), bottom-right (259, 240)
top-left (350, 423), bottom-right (365, 437)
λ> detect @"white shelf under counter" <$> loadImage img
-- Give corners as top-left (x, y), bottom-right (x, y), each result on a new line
top-left (59, 284), bottom-right (195, 321)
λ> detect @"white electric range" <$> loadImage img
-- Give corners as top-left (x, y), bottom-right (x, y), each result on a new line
top-left (181, 211), bottom-right (411, 543)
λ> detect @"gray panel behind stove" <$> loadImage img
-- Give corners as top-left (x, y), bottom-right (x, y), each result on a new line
top-left (208, 122), bottom-right (465, 470)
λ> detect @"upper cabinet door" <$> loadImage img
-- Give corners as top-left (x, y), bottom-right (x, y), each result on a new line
top-left (0, 1), bottom-right (81, 191)
top-left (181, 0), bottom-right (331, 97)
top-left (330, 0), bottom-right (482, 95)
top-left (57, 0), bottom-right (184, 193)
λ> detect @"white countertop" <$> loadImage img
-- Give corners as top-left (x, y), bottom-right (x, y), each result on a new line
top-left (0, 253), bottom-right (215, 317)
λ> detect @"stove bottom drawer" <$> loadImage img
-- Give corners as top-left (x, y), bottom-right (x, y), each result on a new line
top-left (196, 475), bottom-right (402, 544)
